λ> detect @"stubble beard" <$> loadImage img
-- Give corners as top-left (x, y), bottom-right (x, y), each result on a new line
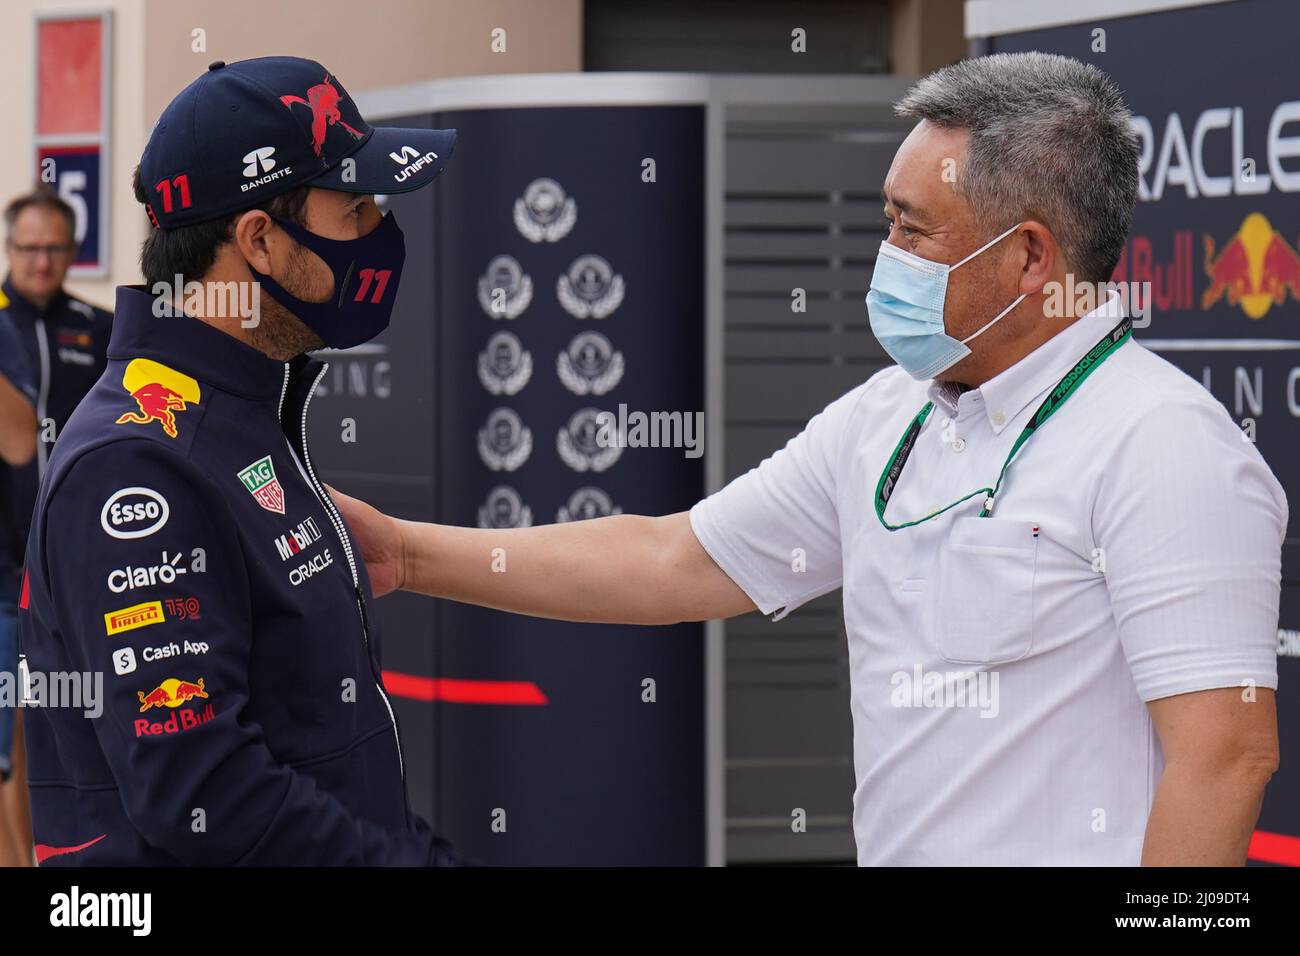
top-left (250, 246), bottom-right (327, 360)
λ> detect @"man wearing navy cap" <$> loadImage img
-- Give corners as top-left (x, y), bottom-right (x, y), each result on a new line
top-left (18, 57), bottom-right (458, 865)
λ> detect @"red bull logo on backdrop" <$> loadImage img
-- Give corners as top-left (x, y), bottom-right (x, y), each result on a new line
top-left (1203, 213), bottom-right (1300, 318)
top-left (114, 358), bottom-right (201, 439)
top-left (1115, 98), bottom-right (1300, 326)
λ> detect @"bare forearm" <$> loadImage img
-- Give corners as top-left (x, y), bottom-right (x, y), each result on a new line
top-left (0, 378), bottom-right (35, 466)
top-left (1140, 759), bottom-right (1273, 865)
top-left (395, 511), bottom-right (755, 624)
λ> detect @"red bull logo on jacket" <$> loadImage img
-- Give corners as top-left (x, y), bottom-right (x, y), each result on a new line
top-left (135, 678), bottom-right (214, 737)
top-left (1202, 212), bottom-right (1300, 319)
top-left (136, 677), bottom-right (209, 712)
top-left (114, 358), bottom-right (201, 439)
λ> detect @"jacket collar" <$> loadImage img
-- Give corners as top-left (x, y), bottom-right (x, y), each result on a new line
top-left (1, 274), bottom-right (69, 319)
top-left (927, 290), bottom-right (1128, 434)
top-left (106, 285), bottom-right (290, 404)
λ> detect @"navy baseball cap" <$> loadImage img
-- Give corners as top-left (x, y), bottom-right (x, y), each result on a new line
top-left (139, 56), bottom-right (456, 228)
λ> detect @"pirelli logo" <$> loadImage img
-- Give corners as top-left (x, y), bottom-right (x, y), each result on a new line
top-left (104, 600), bottom-right (166, 636)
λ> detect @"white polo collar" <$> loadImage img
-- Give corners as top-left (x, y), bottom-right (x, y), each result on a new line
top-left (927, 290), bottom-right (1127, 434)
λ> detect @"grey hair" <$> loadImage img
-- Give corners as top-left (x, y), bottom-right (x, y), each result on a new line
top-left (895, 51), bottom-right (1139, 283)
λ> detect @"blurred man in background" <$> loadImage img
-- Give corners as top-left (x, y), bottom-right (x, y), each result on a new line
top-left (0, 303), bottom-right (37, 866)
top-left (2, 188), bottom-right (113, 514)
top-left (0, 188), bottom-right (112, 866)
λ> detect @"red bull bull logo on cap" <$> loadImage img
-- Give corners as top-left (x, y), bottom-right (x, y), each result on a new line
top-left (280, 74), bottom-right (364, 157)
top-left (114, 358), bottom-right (201, 439)
top-left (1202, 212), bottom-right (1300, 319)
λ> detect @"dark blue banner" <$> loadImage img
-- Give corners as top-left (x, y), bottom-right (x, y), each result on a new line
top-left (37, 145), bottom-right (102, 270)
top-left (430, 105), bottom-right (707, 864)
top-left (311, 104), bottom-right (708, 865)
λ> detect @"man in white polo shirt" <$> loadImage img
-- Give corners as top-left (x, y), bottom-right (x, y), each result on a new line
top-left (329, 52), bottom-right (1285, 865)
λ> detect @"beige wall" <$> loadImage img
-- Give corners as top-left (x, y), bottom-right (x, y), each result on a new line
top-left (890, 0), bottom-right (966, 75)
top-left (2, 0), bottom-right (582, 304)
top-left (142, 0), bottom-right (585, 119)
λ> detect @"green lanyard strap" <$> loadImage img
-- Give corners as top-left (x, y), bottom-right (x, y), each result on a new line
top-left (873, 316), bottom-right (1133, 531)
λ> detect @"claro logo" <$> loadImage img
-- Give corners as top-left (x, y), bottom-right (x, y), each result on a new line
top-left (100, 488), bottom-right (170, 540)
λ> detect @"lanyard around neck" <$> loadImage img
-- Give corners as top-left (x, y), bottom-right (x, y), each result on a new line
top-left (873, 316), bottom-right (1133, 531)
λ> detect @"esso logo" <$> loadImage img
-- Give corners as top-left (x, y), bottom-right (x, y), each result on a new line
top-left (101, 487), bottom-right (170, 540)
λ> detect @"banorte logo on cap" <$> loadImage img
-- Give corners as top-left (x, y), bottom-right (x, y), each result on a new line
top-left (279, 73), bottom-right (364, 157)
top-left (114, 358), bottom-right (201, 439)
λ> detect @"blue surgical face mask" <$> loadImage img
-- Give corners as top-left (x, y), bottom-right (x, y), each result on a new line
top-left (865, 222), bottom-right (1026, 380)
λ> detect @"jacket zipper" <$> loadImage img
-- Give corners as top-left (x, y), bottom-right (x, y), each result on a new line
top-left (277, 363), bottom-right (290, 423)
top-left (282, 362), bottom-right (405, 782)
top-left (34, 317), bottom-right (50, 476)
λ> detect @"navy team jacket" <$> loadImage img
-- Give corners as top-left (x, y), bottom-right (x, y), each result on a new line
top-left (19, 285), bottom-right (457, 865)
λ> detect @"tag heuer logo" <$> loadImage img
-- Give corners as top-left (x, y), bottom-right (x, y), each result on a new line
top-left (237, 456), bottom-right (286, 514)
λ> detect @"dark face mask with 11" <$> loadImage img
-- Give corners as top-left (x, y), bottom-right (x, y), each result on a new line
top-left (254, 209), bottom-right (406, 350)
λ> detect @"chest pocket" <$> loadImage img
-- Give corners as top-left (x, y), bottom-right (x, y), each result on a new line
top-left (933, 516), bottom-right (1038, 665)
